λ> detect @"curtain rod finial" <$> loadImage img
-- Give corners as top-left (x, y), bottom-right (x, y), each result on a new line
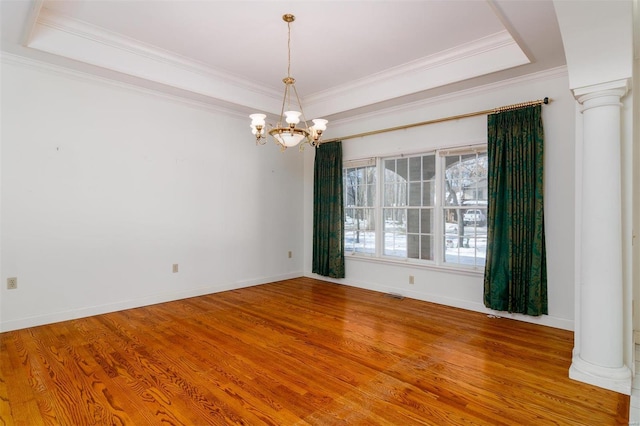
top-left (543, 97), bottom-right (549, 104)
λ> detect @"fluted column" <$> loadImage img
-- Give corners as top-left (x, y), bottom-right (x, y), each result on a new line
top-left (569, 79), bottom-right (631, 394)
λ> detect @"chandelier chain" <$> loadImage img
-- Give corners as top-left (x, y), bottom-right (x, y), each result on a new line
top-left (287, 20), bottom-right (292, 78)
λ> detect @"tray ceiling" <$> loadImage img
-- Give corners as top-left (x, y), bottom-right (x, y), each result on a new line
top-left (1, 0), bottom-right (566, 119)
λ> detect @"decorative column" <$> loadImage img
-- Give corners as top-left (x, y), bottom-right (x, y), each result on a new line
top-left (569, 79), bottom-right (631, 394)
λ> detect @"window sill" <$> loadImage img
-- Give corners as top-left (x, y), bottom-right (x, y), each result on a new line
top-left (344, 252), bottom-right (485, 278)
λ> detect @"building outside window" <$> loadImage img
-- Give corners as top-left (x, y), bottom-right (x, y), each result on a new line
top-left (343, 148), bottom-right (487, 270)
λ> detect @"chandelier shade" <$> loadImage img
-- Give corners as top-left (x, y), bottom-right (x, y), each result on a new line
top-left (250, 14), bottom-right (328, 151)
top-left (273, 131), bottom-right (307, 148)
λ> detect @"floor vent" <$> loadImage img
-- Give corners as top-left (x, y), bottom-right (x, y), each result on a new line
top-left (385, 292), bottom-right (405, 300)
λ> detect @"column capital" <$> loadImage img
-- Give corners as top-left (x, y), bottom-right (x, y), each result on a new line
top-left (573, 78), bottom-right (629, 105)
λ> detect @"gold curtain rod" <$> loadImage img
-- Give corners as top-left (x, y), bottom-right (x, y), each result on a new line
top-left (321, 97), bottom-right (550, 144)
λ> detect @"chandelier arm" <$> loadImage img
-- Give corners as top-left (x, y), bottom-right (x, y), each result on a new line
top-left (279, 83), bottom-right (290, 126)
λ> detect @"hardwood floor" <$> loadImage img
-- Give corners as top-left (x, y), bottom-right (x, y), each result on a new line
top-left (1, 277), bottom-right (630, 425)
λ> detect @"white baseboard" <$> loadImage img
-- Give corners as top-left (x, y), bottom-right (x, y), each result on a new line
top-left (305, 273), bottom-right (574, 331)
top-left (0, 272), bottom-right (303, 332)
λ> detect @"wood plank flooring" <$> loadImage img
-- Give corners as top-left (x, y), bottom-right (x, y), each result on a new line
top-left (0, 277), bottom-right (630, 425)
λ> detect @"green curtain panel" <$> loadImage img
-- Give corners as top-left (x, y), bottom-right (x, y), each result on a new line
top-left (483, 105), bottom-right (547, 316)
top-left (313, 141), bottom-right (345, 278)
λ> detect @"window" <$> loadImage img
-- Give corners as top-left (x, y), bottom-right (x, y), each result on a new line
top-left (442, 151), bottom-right (488, 267)
top-left (344, 160), bottom-right (376, 254)
top-left (343, 148), bottom-right (487, 270)
top-left (382, 155), bottom-right (435, 260)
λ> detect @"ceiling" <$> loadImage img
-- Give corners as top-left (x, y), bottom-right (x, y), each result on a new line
top-left (1, 1), bottom-right (566, 121)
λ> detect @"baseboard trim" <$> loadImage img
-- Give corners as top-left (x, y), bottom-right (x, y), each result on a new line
top-left (0, 272), bottom-right (303, 332)
top-left (304, 273), bottom-right (574, 331)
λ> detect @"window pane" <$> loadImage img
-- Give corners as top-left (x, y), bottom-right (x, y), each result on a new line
top-left (444, 152), bottom-right (487, 210)
top-left (407, 234), bottom-right (419, 259)
top-left (396, 183), bottom-right (407, 206)
top-left (421, 235), bottom-right (433, 260)
top-left (384, 183), bottom-right (395, 206)
top-left (423, 181), bottom-right (435, 206)
top-left (443, 206), bottom-right (487, 267)
top-left (470, 153), bottom-right (488, 178)
top-left (396, 158), bottom-right (408, 180)
top-left (444, 208), bottom-right (463, 251)
top-left (407, 209), bottom-right (419, 233)
top-left (344, 165), bottom-right (376, 254)
top-left (345, 208), bottom-right (376, 254)
top-left (445, 155), bottom-right (459, 169)
top-left (384, 159), bottom-right (396, 176)
top-left (384, 209), bottom-right (404, 230)
top-left (409, 157), bottom-right (421, 181)
top-left (384, 160), bottom-right (408, 208)
top-left (383, 208), bottom-right (406, 257)
top-left (423, 155), bottom-right (436, 180)
top-left (420, 208), bottom-right (433, 234)
top-left (345, 208), bottom-right (355, 224)
top-left (384, 233), bottom-right (406, 257)
top-left (409, 182), bottom-right (421, 206)
top-left (364, 183), bottom-right (376, 207)
top-left (442, 151), bottom-right (488, 268)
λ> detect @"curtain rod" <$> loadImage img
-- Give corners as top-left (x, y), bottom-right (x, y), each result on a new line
top-left (321, 97), bottom-right (550, 144)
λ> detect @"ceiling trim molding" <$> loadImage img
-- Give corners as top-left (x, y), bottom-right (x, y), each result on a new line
top-left (0, 52), bottom-right (250, 119)
top-left (26, 8), bottom-right (533, 119)
top-left (303, 30), bottom-right (530, 118)
top-left (308, 30), bottom-right (519, 101)
top-left (1, 51), bottom-right (567, 129)
top-left (28, 8), bottom-right (283, 113)
top-left (33, 9), bottom-right (265, 91)
top-left (329, 66), bottom-right (568, 127)
top-left (20, 0), bottom-right (44, 46)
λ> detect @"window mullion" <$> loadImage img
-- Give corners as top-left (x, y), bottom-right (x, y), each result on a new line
top-left (375, 157), bottom-right (383, 258)
top-left (434, 152), bottom-right (444, 265)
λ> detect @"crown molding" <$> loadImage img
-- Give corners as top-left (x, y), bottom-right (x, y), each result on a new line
top-left (20, 0), bottom-right (45, 46)
top-left (308, 30), bottom-right (517, 101)
top-left (329, 66), bottom-right (568, 127)
top-left (0, 52), bottom-right (250, 119)
top-left (26, 8), bottom-right (533, 120)
top-left (34, 8), bottom-right (268, 93)
top-left (303, 30), bottom-right (530, 118)
top-left (28, 8), bottom-right (282, 113)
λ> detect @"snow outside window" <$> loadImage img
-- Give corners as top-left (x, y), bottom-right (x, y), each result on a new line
top-left (343, 147), bottom-right (487, 271)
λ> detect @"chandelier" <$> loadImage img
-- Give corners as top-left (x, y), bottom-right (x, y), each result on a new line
top-left (250, 14), bottom-right (328, 151)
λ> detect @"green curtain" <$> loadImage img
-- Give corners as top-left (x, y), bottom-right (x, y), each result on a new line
top-left (313, 141), bottom-right (345, 278)
top-left (483, 105), bottom-right (547, 316)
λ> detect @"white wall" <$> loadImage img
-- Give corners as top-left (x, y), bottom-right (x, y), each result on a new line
top-left (0, 59), bottom-right (579, 333)
top-left (0, 57), bottom-right (305, 332)
top-left (304, 68), bottom-right (576, 330)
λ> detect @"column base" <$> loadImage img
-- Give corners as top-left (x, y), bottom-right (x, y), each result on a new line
top-left (569, 354), bottom-right (632, 395)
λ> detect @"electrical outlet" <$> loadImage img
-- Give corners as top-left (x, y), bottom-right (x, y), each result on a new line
top-left (409, 275), bottom-right (414, 285)
top-left (7, 277), bottom-right (17, 290)
top-left (172, 264), bottom-right (179, 273)
top-left (288, 251), bottom-right (292, 258)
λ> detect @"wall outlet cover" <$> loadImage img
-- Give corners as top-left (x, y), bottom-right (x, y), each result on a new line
top-left (7, 277), bottom-right (17, 290)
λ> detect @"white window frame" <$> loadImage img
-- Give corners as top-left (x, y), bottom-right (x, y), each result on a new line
top-left (343, 145), bottom-right (487, 273)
